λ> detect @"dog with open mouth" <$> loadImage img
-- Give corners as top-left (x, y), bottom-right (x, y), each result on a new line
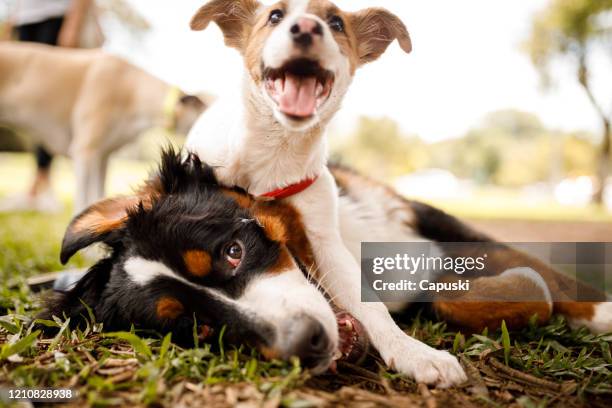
top-left (184, 0), bottom-right (612, 385)
top-left (184, 0), bottom-right (472, 387)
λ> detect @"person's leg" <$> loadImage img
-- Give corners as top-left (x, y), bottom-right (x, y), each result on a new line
top-left (28, 146), bottom-right (53, 198)
top-left (34, 17), bottom-right (64, 45)
top-left (16, 22), bottom-right (39, 42)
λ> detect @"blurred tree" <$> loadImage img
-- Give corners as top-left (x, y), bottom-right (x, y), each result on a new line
top-left (330, 117), bottom-right (428, 181)
top-left (481, 110), bottom-right (544, 139)
top-left (332, 111), bottom-right (599, 188)
top-left (563, 132), bottom-right (598, 176)
top-left (432, 110), bottom-right (551, 186)
top-left (525, 0), bottom-right (612, 204)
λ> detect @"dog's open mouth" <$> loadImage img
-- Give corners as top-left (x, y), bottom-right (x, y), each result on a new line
top-left (333, 310), bottom-right (369, 367)
top-left (264, 58), bottom-right (334, 120)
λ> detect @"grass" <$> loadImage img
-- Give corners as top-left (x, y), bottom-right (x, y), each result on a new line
top-left (0, 153), bottom-right (611, 406)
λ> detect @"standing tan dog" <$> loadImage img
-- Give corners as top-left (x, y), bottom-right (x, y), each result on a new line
top-left (0, 41), bottom-right (208, 212)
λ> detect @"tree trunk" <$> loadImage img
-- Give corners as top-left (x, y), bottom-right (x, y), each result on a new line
top-left (593, 118), bottom-right (611, 205)
top-left (577, 56), bottom-right (610, 206)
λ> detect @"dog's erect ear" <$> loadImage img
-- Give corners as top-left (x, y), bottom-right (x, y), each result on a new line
top-left (190, 0), bottom-right (261, 50)
top-left (60, 196), bottom-right (144, 264)
top-left (349, 8), bottom-right (412, 65)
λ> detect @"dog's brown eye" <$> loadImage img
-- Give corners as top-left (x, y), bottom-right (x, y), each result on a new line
top-left (329, 15), bottom-right (344, 32)
top-left (269, 9), bottom-right (284, 26)
top-left (224, 242), bottom-right (243, 268)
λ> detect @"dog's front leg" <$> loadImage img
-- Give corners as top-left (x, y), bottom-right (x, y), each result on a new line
top-left (72, 150), bottom-right (109, 213)
top-left (290, 169), bottom-right (466, 387)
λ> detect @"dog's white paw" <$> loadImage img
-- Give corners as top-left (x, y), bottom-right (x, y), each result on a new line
top-left (388, 346), bottom-right (466, 388)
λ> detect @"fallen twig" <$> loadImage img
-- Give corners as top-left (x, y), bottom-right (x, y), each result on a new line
top-left (417, 383), bottom-right (437, 408)
top-left (488, 357), bottom-right (566, 391)
top-left (461, 355), bottom-right (489, 398)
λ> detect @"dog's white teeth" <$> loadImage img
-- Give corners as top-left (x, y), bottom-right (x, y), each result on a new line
top-left (316, 82), bottom-right (324, 97)
top-left (274, 78), bottom-right (284, 94)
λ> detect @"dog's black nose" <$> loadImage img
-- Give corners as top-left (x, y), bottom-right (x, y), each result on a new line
top-left (291, 18), bottom-right (323, 48)
top-left (292, 31), bottom-right (313, 48)
top-left (282, 315), bottom-right (332, 372)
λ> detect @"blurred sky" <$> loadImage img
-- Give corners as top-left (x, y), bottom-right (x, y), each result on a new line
top-left (5, 0), bottom-right (612, 141)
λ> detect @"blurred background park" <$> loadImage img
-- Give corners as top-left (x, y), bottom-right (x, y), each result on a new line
top-left (1, 0), bottom-right (612, 280)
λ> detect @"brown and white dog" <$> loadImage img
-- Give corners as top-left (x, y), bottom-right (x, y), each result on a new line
top-left (0, 41), bottom-right (209, 212)
top-left (182, 0), bottom-right (470, 386)
top-left (183, 0), bottom-right (612, 387)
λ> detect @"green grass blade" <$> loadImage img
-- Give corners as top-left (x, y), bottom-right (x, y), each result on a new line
top-left (501, 320), bottom-right (511, 365)
top-left (159, 333), bottom-right (172, 361)
top-left (104, 332), bottom-right (153, 360)
top-left (0, 330), bottom-right (41, 361)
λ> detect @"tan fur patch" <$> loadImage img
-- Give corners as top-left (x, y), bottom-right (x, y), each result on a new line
top-left (183, 250), bottom-right (212, 277)
top-left (244, 1), bottom-right (286, 84)
top-left (348, 7), bottom-right (411, 65)
top-left (254, 202), bottom-right (316, 272)
top-left (72, 196), bottom-right (142, 235)
top-left (156, 297), bottom-right (185, 320)
top-left (432, 271), bottom-right (553, 332)
top-left (434, 301), bottom-right (551, 333)
top-left (270, 248), bottom-right (295, 274)
top-left (554, 302), bottom-right (596, 321)
top-left (190, 0), bottom-right (261, 50)
top-left (256, 213), bottom-right (288, 244)
top-left (222, 188), bottom-right (253, 209)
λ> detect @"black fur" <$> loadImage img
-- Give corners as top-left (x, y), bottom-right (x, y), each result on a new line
top-left (43, 149), bottom-right (283, 347)
top-left (408, 201), bottom-right (491, 243)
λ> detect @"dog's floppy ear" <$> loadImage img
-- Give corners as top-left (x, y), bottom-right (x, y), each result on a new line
top-left (60, 196), bottom-right (144, 264)
top-left (349, 8), bottom-right (412, 65)
top-left (190, 0), bottom-right (261, 50)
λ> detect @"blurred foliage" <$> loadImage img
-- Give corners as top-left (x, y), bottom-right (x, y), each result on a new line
top-left (525, 0), bottom-right (612, 86)
top-left (331, 117), bottom-right (429, 181)
top-left (524, 0), bottom-right (612, 203)
top-left (331, 110), bottom-right (601, 187)
top-left (0, 127), bottom-right (25, 151)
top-left (2, 108), bottom-right (602, 190)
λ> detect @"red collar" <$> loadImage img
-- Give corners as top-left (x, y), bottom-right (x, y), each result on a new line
top-left (260, 176), bottom-right (319, 200)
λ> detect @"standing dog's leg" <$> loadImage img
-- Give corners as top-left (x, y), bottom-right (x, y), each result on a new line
top-left (72, 151), bottom-right (108, 213)
top-left (87, 153), bottom-right (109, 206)
top-left (70, 108), bottom-right (112, 213)
top-left (291, 170), bottom-right (467, 388)
top-left (73, 154), bottom-right (90, 214)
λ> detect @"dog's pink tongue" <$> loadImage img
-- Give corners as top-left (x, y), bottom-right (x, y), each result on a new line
top-left (280, 75), bottom-right (317, 118)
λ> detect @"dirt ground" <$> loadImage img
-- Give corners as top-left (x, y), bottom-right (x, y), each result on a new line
top-left (467, 219), bottom-right (612, 242)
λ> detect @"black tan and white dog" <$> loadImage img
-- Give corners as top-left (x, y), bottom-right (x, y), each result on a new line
top-left (182, 0), bottom-right (611, 386)
top-left (44, 150), bottom-right (612, 380)
top-left (0, 42), bottom-right (209, 213)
